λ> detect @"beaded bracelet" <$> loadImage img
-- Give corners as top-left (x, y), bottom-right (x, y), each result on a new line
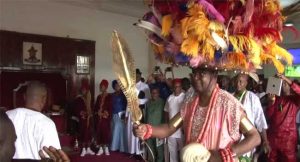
top-left (143, 124), bottom-right (153, 140)
top-left (219, 148), bottom-right (234, 162)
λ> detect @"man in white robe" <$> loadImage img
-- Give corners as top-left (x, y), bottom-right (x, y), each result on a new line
top-left (126, 69), bottom-right (150, 155)
top-left (234, 74), bottom-right (270, 159)
top-left (164, 79), bottom-right (185, 162)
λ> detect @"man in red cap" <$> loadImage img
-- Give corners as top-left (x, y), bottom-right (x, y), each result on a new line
top-left (164, 78), bottom-right (185, 162)
top-left (95, 79), bottom-right (112, 156)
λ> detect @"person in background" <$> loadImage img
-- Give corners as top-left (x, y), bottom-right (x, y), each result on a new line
top-left (6, 81), bottom-right (61, 160)
top-left (296, 109), bottom-right (300, 154)
top-left (73, 78), bottom-right (95, 157)
top-left (266, 74), bottom-right (300, 162)
top-left (38, 147), bottom-right (70, 162)
top-left (183, 74), bottom-right (195, 101)
top-left (149, 66), bottom-right (172, 101)
top-left (94, 79), bottom-right (112, 156)
top-left (145, 87), bottom-right (165, 162)
top-left (165, 78), bottom-right (174, 90)
top-left (255, 79), bottom-right (269, 112)
top-left (1, 108), bottom-right (70, 162)
top-left (164, 67), bottom-right (175, 90)
top-left (146, 73), bottom-right (156, 85)
top-left (135, 69), bottom-right (151, 99)
top-left (111, 80), bottom-right (128, 153)
top-left (138, 91), bottom-right (147, 122)
top-left (0, 108), bottom-right (16, 162)
top-left (134, 67), bottom-right (261, 162)
top-left (218, 75), bottom-right (230, 92)
top-left (233, 74), bottom-right (270, 160)
top-left (164, 79), bottom-right (185, 162)
top-left (181, 77), bottom-right (191, 92)
top-left (126, 69), bottom-right (150, 156)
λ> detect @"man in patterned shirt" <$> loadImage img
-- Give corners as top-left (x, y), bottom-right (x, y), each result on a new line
top-left (134, 67), bottom-right (261, 162)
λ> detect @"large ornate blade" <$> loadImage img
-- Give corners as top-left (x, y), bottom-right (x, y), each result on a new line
top-left (111, 31), bottom-right (142, 124)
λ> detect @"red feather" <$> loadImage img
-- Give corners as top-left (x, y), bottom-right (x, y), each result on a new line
top-left (254, 27), bottom-right (281, 42)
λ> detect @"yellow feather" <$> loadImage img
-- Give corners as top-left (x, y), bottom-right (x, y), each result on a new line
top-left (274, 45), bottom-right (293, 65)
top-left (264, 42), bottom-right (293, 65)
top-left (248, 39), bottom-right (262, 68)
top-left (229, 36), bottom-right (239, 52)
top-left (229, 35), bottom-right (251, 52)
top-left (225, 52), bottom-right (247, 70)
top-left (271, 57), bottom-right (285, 74)
top-left (201, 42), bottom-right (215, 61)
top-left (180, 3), bottom-right (210, 57)
top-left (161, 14), bottom-right (173, 36)
top-left (152, 43), bottom-right (164, 55)
top-left (181, 18), bottom-right (189, 38)
top-left (263, 42), bottom-right (276, 57)
top-left (209, 21), bottom-right (225, 33)
top-left (260, 53), bottom-right (285, 73)
top-left (264, 0), bottom-right (280, 14)
top-left (181, 36), bottom-right (199, 57)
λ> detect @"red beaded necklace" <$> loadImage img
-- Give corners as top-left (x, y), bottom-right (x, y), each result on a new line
top-left (186, 86), bottom-right (219, 144)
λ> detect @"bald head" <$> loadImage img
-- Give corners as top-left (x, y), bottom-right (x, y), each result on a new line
top-left (25, 81), bottom-right (47, 111)
top-left (0, 108), bottom-right (17, 162)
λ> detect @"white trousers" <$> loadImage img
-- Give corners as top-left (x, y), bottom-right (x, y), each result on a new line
top-left (167, 137), bottom-right (183, 162)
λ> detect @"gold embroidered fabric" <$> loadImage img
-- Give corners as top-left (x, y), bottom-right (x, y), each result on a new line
top-left (181, 88), bottom-right (243, 150)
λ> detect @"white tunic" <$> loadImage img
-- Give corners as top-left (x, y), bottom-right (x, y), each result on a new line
top-left (135, 81), bottom-right (151, 99)
top-left (240, 91), bottom-right (268, 132)
top-left (164, 92), bottom-right (185, 138)
top-left (6, 108), bottom-right (61, 160)
top-left (126, 82), bottom-right (150, 155)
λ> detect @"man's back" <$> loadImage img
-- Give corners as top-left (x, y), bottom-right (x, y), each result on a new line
top-left (6, 108), bottom-right (61, 160)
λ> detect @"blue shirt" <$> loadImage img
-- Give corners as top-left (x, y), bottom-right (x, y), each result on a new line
top-left (112, 92), bottom-right (127, 114)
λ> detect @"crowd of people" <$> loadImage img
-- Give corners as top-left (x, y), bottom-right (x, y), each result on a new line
top-left (132, 67), bottom-right (300, 162)
top-left (1, 66), bottom-right (299, 162)
top-left (70, 66), bottom-right (300, 162)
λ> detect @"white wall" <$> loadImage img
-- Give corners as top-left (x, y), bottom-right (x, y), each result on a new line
top-left (1, 0), bottom-right (298, 94)
top-left (0, 0), bottom-right (149, 95)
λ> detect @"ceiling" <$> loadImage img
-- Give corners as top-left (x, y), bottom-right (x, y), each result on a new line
top-left (281, 0), bottom-right (299, 8)
top-left (53, 0), bottom-right (147, 18)
top-left (54, 0), bottom-right (300, 23)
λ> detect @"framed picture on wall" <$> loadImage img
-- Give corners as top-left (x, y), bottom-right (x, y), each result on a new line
top-left (76, 55), bottom-right (90, 74)
top-left (23, 42), bottom-right (42, 65)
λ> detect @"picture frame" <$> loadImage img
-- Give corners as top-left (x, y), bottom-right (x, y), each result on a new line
top-left (23, 42), bottom-right (42, 65)
top-left (76, 55), bottom-right (90, 74)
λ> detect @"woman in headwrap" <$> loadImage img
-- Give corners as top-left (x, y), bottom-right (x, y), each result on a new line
top-left (94, 79), bottom-right (112, 156)
top-left (110, 80), bottom-right (128, 153)
top-left (73, 78), bottom-right (95, 157)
